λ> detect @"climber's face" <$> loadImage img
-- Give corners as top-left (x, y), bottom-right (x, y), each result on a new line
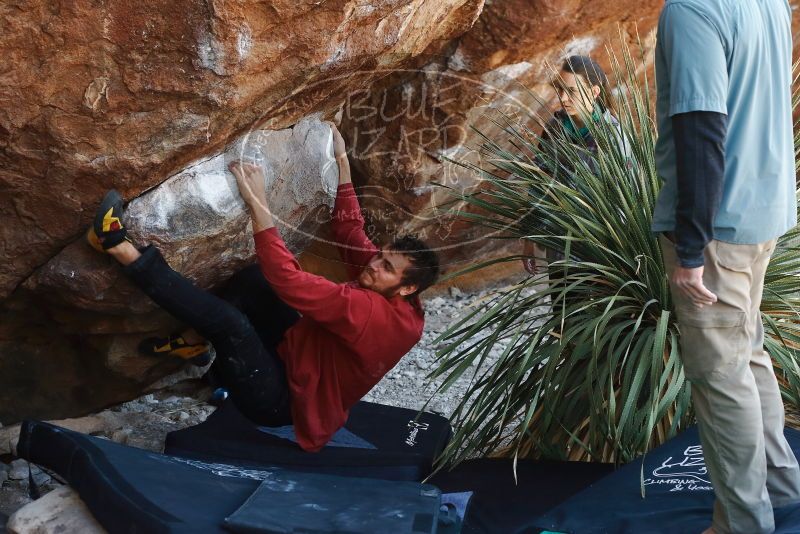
top-left (358, 248), bottom-right (417, 298)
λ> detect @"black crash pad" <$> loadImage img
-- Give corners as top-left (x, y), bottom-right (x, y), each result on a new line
top-left (429, 458), bottom-right (615, 534)
top-left (531, 426), bottom-right (800, 534)
top-left (224, 472), bottom-right (441, 533)
top-left (16, 418), bottom-right (632, 534)
top-left (17, 420), bottom-right (261, 533)
top-left (165, 400), bottom-right (452, 481)
top-left (16, 420), bottom-right (445, 534)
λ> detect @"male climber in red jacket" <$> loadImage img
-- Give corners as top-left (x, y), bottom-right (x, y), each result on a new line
top-left (87, 123), bottom-right (439, 451)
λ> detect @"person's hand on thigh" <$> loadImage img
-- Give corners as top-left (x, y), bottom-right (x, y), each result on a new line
top-left (671, 265), bottom-right (717, 309)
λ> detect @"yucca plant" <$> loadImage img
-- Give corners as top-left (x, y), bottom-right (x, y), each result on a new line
top-left (430, 40), bottom-right (800, 467)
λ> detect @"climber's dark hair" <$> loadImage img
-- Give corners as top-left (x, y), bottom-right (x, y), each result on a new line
top-left (389, 235), bottom-right (440, 297)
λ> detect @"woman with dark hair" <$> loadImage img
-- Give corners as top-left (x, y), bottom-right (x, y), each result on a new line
top-left (559, 55), bottom-right (617, 116)
top-left (522, 55), bottom-right (632, 274)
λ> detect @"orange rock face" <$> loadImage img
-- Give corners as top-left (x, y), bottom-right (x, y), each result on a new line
top-left (0, 0), bottom-right (485, 423)
top-left (0, 0), bottom-right (484, 299)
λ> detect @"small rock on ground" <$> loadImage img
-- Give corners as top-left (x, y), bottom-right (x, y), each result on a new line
top-left (7, 461), bottom-right (31, 482)
top-left (6, 486), bottom-right (104, 534)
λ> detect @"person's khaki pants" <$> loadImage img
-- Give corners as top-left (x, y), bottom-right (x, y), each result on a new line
top-left (661, 236), bottom-right (800, 534)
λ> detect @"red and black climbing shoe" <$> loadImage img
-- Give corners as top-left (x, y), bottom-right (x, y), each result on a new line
top-left (138, 333), bottom-right (212, 367)
top-left (87, 189), bottom-right (129, 252)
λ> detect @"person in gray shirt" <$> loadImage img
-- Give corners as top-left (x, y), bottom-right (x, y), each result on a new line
top-left (653, 1), bottom-right (800, 533)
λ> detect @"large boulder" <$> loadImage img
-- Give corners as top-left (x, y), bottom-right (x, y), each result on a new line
top-left (0, 0), bottom-right (485, 298)
top-left (0, 117), bottom-right (337, 424)
top-left (0, 0), bottom-right (485, 424)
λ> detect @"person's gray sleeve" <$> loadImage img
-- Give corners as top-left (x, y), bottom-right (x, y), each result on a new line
top-left (672, 111), bottom-right (727, 268)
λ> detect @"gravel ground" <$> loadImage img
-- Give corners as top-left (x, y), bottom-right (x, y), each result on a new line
top-left (364, 286), bottom-right (511, 415)
top-left (0, 281), bottom-right (528, 523)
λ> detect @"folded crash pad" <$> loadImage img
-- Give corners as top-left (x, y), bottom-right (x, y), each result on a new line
top-left (15, 420), bottom-right (445, 534)
top-left (531, 426), bottom-right (800, 534)
top-left (429, 458), bottom-right (615, 534)
top-left (224, 472), bottom-right (441, 533)
top-left (165, 400), bottom-right (452, 481)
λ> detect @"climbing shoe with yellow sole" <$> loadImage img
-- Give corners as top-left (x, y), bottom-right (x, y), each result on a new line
top-left (87, 189), bottom-right (130, 252)
top-left (138, 333), bottom-right (212, 367)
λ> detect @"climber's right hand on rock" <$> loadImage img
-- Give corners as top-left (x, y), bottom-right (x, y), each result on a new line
top-left (326, 121), bottom-right (347, 158)
top-left (229, 162), bottom-right (268, 212)
top-left (326, 121), bottom-right (352, 185)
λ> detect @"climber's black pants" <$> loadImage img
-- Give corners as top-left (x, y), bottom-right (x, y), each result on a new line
top-left (124, 246), bottom-right (300, 426)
